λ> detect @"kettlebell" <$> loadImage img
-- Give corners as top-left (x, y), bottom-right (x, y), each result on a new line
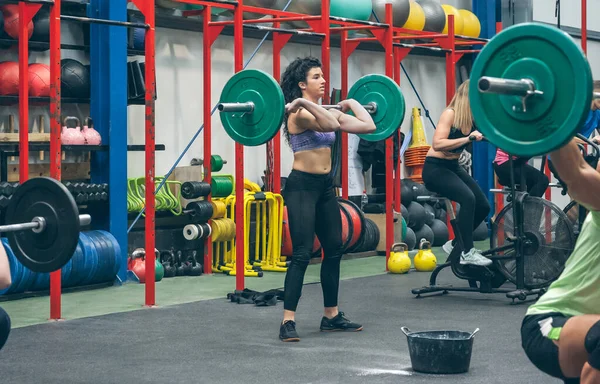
top-left (189, 250), bottom-right (203, 276)
top-left (82, 117), bottom-right (102, 145)
top-left (155, 258), bottom-right (165, 282)
top-left (61, 116), bottom-right (85, 145)
top-left (160, 250), bottom-right (176, 278)
top-left (175, 250), bottom-right (186, 276)
top-left (388, 243), bottom-right (411, 274)
top-left (414, 239), bottom-right (437, 272)
top-left (128, 248), bottom-right (147, 283)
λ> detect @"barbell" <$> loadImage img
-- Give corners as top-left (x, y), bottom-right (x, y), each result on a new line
top-left (1, 177), bottom-right (90, 273)
top-left (217, 69), bottom-right (406, 146)
top-left (470, 22), bottom-right (597, 157)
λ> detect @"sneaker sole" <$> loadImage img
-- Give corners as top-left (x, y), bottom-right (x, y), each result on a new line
top-left (320, 326), bottom-right (363, 332)
top-left (459, 260), bottom-right (492, 267)
top-left (280, 337), bottom-right (300, 342)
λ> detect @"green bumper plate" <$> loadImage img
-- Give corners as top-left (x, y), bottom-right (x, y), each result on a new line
top-left (219, 69), bottom-right (285, 147)
top-left (470, 23), bottom-right (592, 157)
top-left (348, 74), bottom-right (406, 142)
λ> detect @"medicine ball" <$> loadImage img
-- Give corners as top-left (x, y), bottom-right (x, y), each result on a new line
top-left (61, 59), bottom-right (90, 98)
top-left (423, 203), bottom-right (435, 226)
top-left (0, 61), bottom-right (19, 95)
top-left (430, 219), bottom-right (449, 246)
top-left (405, 227), bottom-right (417, 251)
top-left (411, 182), bottom-right (429, 199)
top-left (401, 183), bottom-right (414, 206)
top-left (415, 0), bottom-right (445, 33)
top-left (400, 204), bottom-right (408, 220)
top-left (371, 0), bottom-right (410, 27)
top-left (28, 63), bottom-right (50, 97)
top-left (407, 201), bottom-right (426, 230)
top-left (414, 223), bottom-right (434, 245)
top-left (435, 207), bottom-right (447, 223)
top-left (30, 6), bottom-right (50, 46)
top-left (1, 4), bottom-right (34, 40)
top-left (473, 221), bottom-right (489, 241)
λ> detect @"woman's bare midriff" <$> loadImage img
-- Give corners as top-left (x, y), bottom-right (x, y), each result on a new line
top-left (292, 148), bottom-right (332, 174)
top-left (426, 147), bottom-right (461, 161)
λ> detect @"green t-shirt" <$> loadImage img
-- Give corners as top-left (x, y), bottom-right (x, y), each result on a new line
top-left (527, 210), bottom-right (600, 317)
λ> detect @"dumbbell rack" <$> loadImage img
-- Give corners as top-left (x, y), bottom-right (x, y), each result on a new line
top-left (172, 0), bottom-right (488, 292)
top-left (12, 0), bottom-right (157, 319)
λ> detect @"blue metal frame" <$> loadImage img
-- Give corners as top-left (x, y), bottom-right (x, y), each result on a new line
top-left (88, 0), bottom-right (128, 282)
top-left (472, 0), bottom-right (499, 222)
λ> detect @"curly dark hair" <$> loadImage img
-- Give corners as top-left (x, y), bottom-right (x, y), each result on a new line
top-left (280, 56), bottom-right (322, 146)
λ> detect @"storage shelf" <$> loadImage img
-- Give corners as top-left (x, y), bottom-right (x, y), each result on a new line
top-left (0, 144), bottom-right (165, 153)
top-left (0, 95), bottom-right (146, 106)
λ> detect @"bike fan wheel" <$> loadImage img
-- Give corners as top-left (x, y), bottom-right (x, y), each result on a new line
top-left (490, 196), bottom-right (575, 289)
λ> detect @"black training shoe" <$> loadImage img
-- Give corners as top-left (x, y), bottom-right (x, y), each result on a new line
top-left (320, 312), bottom-right (363, 332)
top-left (279, 320), bottom-right (300, 342)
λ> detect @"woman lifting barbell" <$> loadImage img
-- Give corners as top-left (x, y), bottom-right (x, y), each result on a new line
top-left (278, 57), bottom-right (376, 342)
top-left (0, 244), bottom-right (11, 351)
top-left (421, 80), bottom-right (492, 266)
top-left (520, 138), bottom-right (600, 384)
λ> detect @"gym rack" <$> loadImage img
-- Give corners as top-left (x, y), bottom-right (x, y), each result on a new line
top-left (12, 0), bottom-right (157, 318)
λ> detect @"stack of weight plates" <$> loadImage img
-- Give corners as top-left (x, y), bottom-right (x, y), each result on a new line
top-left (0, 231), bottom-right (122, 295)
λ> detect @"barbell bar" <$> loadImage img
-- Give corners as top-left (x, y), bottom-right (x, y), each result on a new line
top-left (469, 22), bottom-right (596, 157)
top-left (2, 177), bottom-right (91, 273)
top-left (217, 69), bottom-right (405, 146)
top-left (217, 101), bottom-right (378, 114)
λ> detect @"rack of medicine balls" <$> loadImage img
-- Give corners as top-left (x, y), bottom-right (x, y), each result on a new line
top-left (0, 4), bottom-right (151, 105)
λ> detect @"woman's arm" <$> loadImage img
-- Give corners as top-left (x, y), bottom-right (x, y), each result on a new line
top-left (288, 99), bottom-right (341, 132)
top-left (0, 245), bottom-right (11, 290)
top-left (550, 139), bottom-right (600, 211)
top-left (329, 99), bottom-right (376, 134)
top-left (431, 109), bottom-right (472, 152)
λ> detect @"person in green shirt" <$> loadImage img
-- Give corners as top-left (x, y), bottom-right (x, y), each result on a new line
top-left (521, 137), bottom-right (600, 384)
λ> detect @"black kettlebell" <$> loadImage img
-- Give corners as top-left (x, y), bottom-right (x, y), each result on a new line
top-left (175, 250), bottom-right (186, 276)
top-left (160, 250), bottom-right (176, 278)
top-left (189, 250), bottom-right (203, 276)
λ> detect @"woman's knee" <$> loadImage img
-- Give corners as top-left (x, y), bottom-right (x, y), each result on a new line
top-left (0, 306), bottom-right (10, 351)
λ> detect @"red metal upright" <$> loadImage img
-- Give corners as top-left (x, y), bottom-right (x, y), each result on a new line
top-left (49, 0), bottom-right (62, 320)
top-left (131, 0), bottom-right (157, 306)
top-left (203, 5), bottom-right (214, 274)
top-left (340, 30), bottom-right (349, 199)
top-left (384, 3), bottom-right (394, 267)
top-left (582, 0), bottom-right (587, 54)
top-left (271, 21), bottom-right (289, 195)
top-left (234, 0), bottom-right (245, 291)
top-left (321, 0), bottom-right (331, 105)
top-left (393, 47), bottom-right (401, 215)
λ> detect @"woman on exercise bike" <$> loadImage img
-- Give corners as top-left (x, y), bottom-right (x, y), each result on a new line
top-left (0, 244), bottom-right (11, 351)
top-left (492, 150), bottom-right (549, 198)
top-left (521, 135), bottom-right (600, 384)
top-left (422, 80), bottom-right (492, 266)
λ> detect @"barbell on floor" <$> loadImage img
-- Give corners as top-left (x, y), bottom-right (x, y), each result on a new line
top-left (217, 69), bottom-right (406, 146)
top-left (469, 22), bottom-right (598, 157)
top-left (1, 177), bottom-right (90, 273)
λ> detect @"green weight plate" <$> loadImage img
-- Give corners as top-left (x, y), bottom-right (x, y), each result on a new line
top-left (348, 74), bottom-right (406, 142)
top-left (6, 177), bottom-right (80, 273)
top-left (219, 69), bottom-right (285, 146)
top-left (470, 23), bottom-right (592, 157)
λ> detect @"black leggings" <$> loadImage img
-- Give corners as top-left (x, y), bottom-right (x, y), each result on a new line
top-left (422, 157), bottom-right (491, 251)
top-left (283, 170), bottom-right (343, 312)
top-left (0, 306), bottom-right (10, 351)
top-left (493, 160), bottom-right (549, 198)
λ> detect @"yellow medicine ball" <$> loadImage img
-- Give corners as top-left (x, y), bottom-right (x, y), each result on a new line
top-left (403, 1), bottom-right (426, 31)
top-left (441, 4), bottom-right (464, 35)
top-left (458, 9), bottom-right (481, 38)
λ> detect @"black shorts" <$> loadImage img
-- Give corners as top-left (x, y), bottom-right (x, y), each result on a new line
top-left (521, 312), bottom-right (579, 384)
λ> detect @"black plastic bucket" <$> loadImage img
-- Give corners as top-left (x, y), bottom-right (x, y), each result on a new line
top-left (401, 327), bottom-right (480, 374)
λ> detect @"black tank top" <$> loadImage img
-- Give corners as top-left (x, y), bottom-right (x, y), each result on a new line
top-left (445, 108), bottom-right (473, 154)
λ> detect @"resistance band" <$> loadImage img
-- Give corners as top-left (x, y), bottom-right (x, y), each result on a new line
top-left (128, 0), bottom-right (295, 233)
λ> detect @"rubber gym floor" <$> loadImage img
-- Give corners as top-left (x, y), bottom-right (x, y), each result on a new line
top-left (0, 242), bottom-right (558, 384)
